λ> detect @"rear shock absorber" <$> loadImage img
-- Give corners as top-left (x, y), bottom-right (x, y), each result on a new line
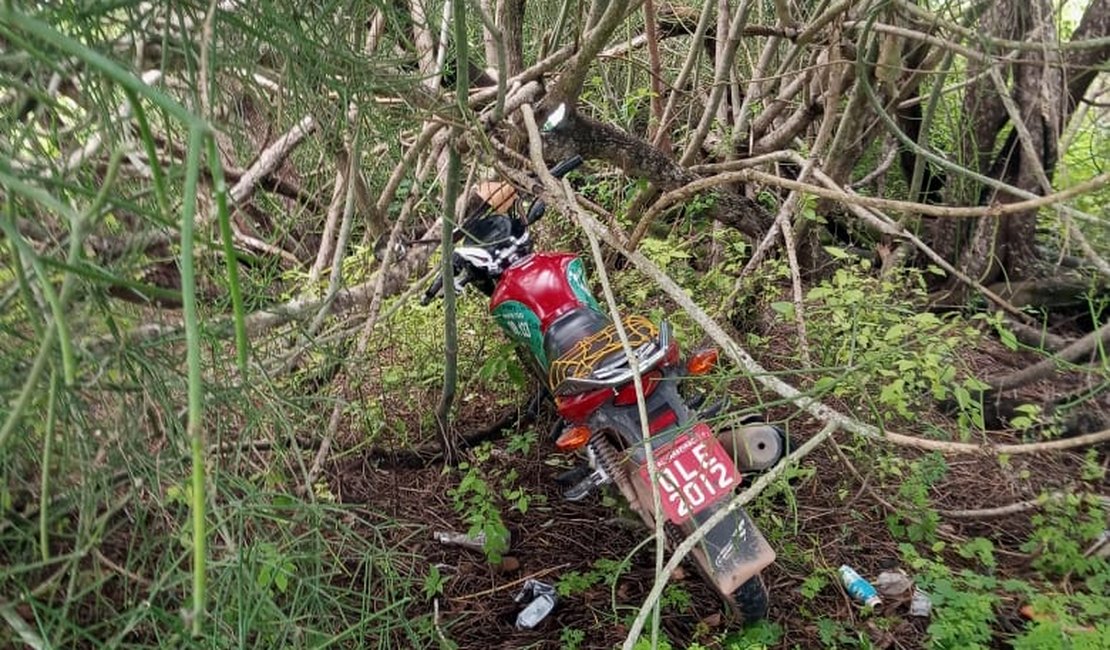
top-left (590, 436), bottom-right (656, 528)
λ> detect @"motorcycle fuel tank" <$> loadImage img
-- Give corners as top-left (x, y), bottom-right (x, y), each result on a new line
top-left (489, 253), bottom-right (601, 369)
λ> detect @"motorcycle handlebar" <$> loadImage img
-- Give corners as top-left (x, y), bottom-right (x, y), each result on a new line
top-left (423, 155), bottom-right (584, 303)
top-left (421, 274), bottom-right (445, 305)
top-left (524, 155), bottom-right (584, 225)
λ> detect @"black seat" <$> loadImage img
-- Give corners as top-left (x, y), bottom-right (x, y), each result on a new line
top-left (542, 307), bottom-right (609, 368)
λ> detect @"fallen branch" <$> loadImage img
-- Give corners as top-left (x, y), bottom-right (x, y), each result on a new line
top-left (85, 271), bottom-right (383, 353)
top-left (937, 491), bottom-right (1110, 520)
top-left (228, 114), bottom-right (317, 205)
top-left (1003, 315), bottom-right (1072, 353)
top-left (888, 427), bottom-right (1110, 455)
top-left (652, 166), bottom-right (1110, 221)
top-left (988, 320), bottom-right (1110, 391)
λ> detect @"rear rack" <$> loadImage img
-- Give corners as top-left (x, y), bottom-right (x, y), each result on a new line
top-left (549, 317), bottom-right (672, 395)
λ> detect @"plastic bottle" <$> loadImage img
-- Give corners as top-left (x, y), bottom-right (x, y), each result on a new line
top-left (839, 565), bottom-right (882, 607)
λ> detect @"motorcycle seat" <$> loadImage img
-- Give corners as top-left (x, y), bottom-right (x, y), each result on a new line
top-left (542, 307), bottom-right (609, 372)
top-left (547, 313), bottom-right (662, 395)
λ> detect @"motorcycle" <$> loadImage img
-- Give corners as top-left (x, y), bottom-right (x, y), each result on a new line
top-left (419, 109), bottom-right (787, 621)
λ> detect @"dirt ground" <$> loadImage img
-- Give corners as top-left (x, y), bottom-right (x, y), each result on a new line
top-left (323, 326), bottom-right (1109, 650)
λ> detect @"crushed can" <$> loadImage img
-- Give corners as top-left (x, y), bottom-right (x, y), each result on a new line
top-left (513, 579), bottom-right (557, 630)
top-left (839, 565), bottom-right (882, 607)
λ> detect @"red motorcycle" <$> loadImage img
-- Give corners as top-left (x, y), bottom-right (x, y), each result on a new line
top-left (421, 121), bottom-right (786, 621)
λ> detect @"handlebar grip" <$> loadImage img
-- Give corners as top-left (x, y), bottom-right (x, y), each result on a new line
top-left (422, 274), bottom-right (444, 305)
top-left (525, 199), bottom-right (547, 225)
top-left (549, 155), bottom-right (584, 179)
top-left (523, 156), bottom-right (584, 225)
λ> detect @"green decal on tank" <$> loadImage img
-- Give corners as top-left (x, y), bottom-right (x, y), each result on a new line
top-left (566, 258), bottom-right (601, 311)
top-left (492, 300), bottom-right (547, 368)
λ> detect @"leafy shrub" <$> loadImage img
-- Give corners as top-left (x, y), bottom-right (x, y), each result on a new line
top-left (803, 261), bottom-right (985, 434)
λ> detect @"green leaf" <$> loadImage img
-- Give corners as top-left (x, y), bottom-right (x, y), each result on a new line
top-left (770, 301), bottom-right (795, 319)
top-left (998, 325), bottom-right (1019, 351)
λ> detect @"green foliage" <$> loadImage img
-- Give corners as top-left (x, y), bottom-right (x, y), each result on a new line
top-left (556, 556), bottom-right (629, 597)
top-left (447, 455), bottom-right (511, 564)
top-left (900, 531), bottom-right (1110, 650)
top-left (631, 637), bottom-right (674, 650)
top-left (804, 263), bottom-right (984, 435)
top-left (1021, 494), bottom-right (1109, 580)
top-left (560, 626), bottom-right (587, 650)
top-left (879, 452), bottom-right (948, 543)
top-left (505, 429), bottom-right (538, 456)
top-left (812, 617), bottom-right (874, 649)
top-left (254, 542), bottom-right (297, 595)
top-left (721, 620), bottom-right (784, 649)
top-left (475, 341), bottom-right (528, 390)
top-left (926, 575), bottom-right (999, 650)
top-left (422, 563), bottom-right (446, 600)
top-left (801, 571), bottom-right (831, 600)
top-left (660, 583), bottom-right (693, 614)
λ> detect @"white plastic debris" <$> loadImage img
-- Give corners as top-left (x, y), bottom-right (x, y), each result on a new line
top-left (910, 589), bottom-right (933, 617)
top-left (875, 570), bottom-right (913, 597)
top-left (434, 529), bottom-right (511, 553)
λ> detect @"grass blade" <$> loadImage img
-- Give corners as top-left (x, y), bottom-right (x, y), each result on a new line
top-left (207, 136), bottom-right (249, 373)
top-left (181, 125), bottom-right (208, 637)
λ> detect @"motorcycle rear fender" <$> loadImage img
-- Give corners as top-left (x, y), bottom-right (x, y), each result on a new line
top-left (621, 452), bottom-right (776, 596)
top-left (592, 383), bottom-right (776, 597)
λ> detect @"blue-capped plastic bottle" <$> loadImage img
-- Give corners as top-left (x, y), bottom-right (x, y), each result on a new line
top-left (839, 565), bottom-right (882, 607)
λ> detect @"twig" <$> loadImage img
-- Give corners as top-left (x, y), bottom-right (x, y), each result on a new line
top-left (308, 106), bottom-right (361, 336)
top-left (231, 227), bottom-right (300, 266)
top-left (652, 167), bottom-right (1110, 221)
top-left (454, 563), bottom-right (572, 600)
top-left (679, 0), bottom-right (754, 165)
top-left (642, 0), bottom-right (667, 150)
top-left (308, 156), bottom-right (350, 284)
top-left (887, 427), bottom-right (1110, 455)
top-left (94, 549), bottom-right (153, 587)
top-left (546, 0), bottom-right (635, 105)
top-left (228, 115), bottom-right (316, 205)
top-left (198, 0), bottom-right (217, 120)
top-left (937, 492), bottom-right (1110, 520)
top-left (851, 139), bottom-right (898, 189)
top-left (779, 213), bottom-right (812, 365)
top-left (828, 437), bottom-right (900, 513)
top-left (9, 70), bottom-right (162, 176)
top-left (989, 320), bottom-right (1110, 391)
top-left (652, 0), bottom-right (713, 150)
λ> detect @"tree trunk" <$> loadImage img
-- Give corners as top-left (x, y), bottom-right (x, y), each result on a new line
top-left (500, 0), bottom-right (526, 77)
top-left (933, 0), bottom-right (1066, 288)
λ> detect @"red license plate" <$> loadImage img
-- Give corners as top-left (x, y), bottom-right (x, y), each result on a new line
top-left (638, 422), bottom-right (741, 524)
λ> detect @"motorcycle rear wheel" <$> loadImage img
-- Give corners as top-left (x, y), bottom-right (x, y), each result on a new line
top-left (731, 575), bottom-right (769, 621)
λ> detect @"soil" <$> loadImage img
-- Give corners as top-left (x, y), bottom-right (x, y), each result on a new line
top-left (319, 325), bottom-right (1110, 650)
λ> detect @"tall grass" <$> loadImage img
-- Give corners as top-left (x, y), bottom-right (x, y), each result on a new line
top-left (0, 3), bottom-right (438, 646)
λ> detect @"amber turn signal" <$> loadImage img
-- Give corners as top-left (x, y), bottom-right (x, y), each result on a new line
top-left (555, 425), bottom-right (592, 452)
top-left (686, 348), bottom-right (719, 375)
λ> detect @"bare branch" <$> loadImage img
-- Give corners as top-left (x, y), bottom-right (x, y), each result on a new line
top-left (228, 115), bottom-right (317, 205)
top-left (989, 320), bottom-right (1110, 391)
